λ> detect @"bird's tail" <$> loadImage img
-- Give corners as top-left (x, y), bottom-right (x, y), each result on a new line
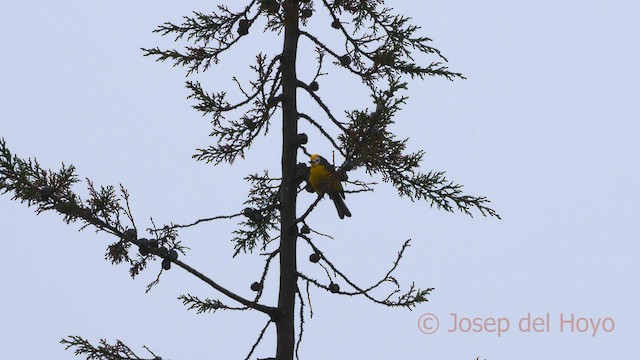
top-left (329, 193), bottom-right (352, 219)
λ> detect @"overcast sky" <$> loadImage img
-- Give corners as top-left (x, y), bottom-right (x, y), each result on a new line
top-left (1, 1), bottom-right (638, 359)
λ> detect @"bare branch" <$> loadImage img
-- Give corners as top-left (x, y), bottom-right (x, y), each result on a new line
top-left (161, 212), bottom-right (243, 230)
top-left (298, 112), bottom-right (345, 157)
top-left (244, 321), bottom-right (273, 360)
top-left (171, 256), bottom-right (277, 316)
top-left (252, 249), bottom-right (280, 303)
top-left (295, 286), bottom-right (306, 360)
top-left (297, 79), bottom-right (348, 132)
top-left (298, 235), bottom-right (431, 308)
top-left (295, 194), bottom-right (323, 224)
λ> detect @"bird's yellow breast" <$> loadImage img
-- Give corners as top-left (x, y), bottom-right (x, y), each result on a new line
top-left (309, 162), bottom-right (343, 193)
top-left (309, 163), bottom-right (331, 193)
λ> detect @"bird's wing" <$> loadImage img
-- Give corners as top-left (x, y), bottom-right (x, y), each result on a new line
top-left (318, 156), bottom-right (336, 172)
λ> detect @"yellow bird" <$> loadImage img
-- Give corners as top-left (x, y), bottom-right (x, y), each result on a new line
top-left (309, 154), bottom-right (352, 219)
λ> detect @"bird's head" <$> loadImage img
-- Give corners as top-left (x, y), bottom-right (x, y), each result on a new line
top-left (310, 154), bottom-right (322, 166)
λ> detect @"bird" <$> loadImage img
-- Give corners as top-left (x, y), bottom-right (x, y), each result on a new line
top-left (308, 154), bottom-right (352, 219)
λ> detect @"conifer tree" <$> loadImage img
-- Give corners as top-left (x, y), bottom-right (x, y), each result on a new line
top-left (0, 1), bottom-right (498, 359)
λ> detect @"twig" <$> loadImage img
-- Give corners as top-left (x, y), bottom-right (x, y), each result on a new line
top-left (295, 194), bottom-right (323, 223)
top-left (244, 320), bottom-right (272, 360)
top-left (295, 287), bottom-right (306, 360)
top-left (296, 77), bottom-right (348, 132)
top-left (299, 235), bottom-right (424, 308)
top-left (171, 257), bottom-right (277, 316)
top-left (168, 213), bottom-right (243, 230)
top-left (298, 112), bottom-right (346, 157)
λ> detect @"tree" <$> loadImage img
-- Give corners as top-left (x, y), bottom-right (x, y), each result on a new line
top-left (0, 1), bottom-right (499, 359)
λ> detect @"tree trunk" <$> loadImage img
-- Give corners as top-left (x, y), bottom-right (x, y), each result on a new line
top-left (276, 1), bottom-right (300, 360)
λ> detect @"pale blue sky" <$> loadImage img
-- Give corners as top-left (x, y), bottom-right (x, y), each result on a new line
top-left (1, 1), bottom-right (638, 359)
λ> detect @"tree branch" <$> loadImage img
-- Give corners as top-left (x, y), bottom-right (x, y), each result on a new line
top-left (297, 79), bottom-right (348, 132)
top-left (60, 336), bottom-right (160, 360)
top-left (299, 235), bottom-right (430, 308)
top-left (295, 194), bottom-right (323, 224)
top-left (244, 320), bottom-right (273, 360)
top-left (297, 112), bottom-right (345, 157)
top-left (171, 257), bottom-right (277, 316)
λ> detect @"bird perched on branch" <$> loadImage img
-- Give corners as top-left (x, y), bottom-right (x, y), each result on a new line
top-left (308, 154), bottom-right (352, 219)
